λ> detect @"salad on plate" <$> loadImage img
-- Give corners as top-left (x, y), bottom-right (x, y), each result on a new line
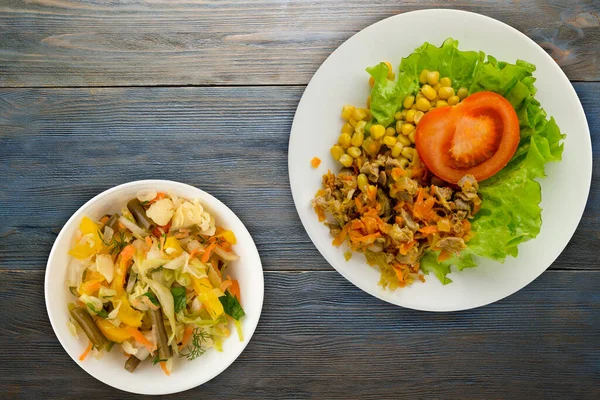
top-left (66, 190), bottom-right (245, 375)
top-left (313, 39), bottom-right (565, 290)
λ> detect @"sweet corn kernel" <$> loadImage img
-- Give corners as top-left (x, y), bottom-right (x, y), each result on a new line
top-left (369, 76), bottom-right (375, 88)
top-left (370, 124), bottom-right (386, 140)
top-left (341, 123), bottom-right (354, 134)
top-left (367, 96), bottom-right (371, 108)
top-left (405, 109), bottom-right (416, 123)
top-left (339, 154), bottom-right (354, 167)
top-left (338, 133), bottom-right (352, 148)
top-left (416, 97), bottom-right (431, 112)
top-left (351, 131), bottom-right (364, 147)
top-left (330, 145), bottom-right (344, 160)
top-left (395, 120), bottom-right (403, 134)
top-left (383, 136), bottom-right (397, 147)
top-left (349, 117), bottom-right (358, 127)
top-left (398, 157), bottom-right (410, 168)
top-left (403, 95), bottom-right (415, 109)
top-left (341, 105), bottom-right (355, 120)
top-left (397, 135), bottom-right (411, 146)
top-left (433, 83), bottom-right (441, 92)
top-left (416, 92), bottom-right (424, 101)
top-left (421, 85), bottom-right (436, 100)
top-left (391, 142), bottom-right (404, 157)
top-left (364, 109), bottom-right (372, 121)
top-left (357, 174), bottom-right (369, 192)
top-left (352, 108), bottom-right (368, 121)
top-left (438, 86), bottom-right (455, 100)
top-left (362, 137), bottom-right (381, 157)
top-left (408, 131), bottom-right (416, 143)
top-left (394, 111), bottom-right (403, 121)
top-left (436, 100), bottom-right (448, 108)
top-left (419, 69), bottom-right (430, 84)
top-left (385, 127), bottom-right (396, 137)
top-left (401, 147), bottom-right (415, 160)
top-left (457, 87), bottom-right (469, 100)
top-left (440, 77), bottom-right (452, 87)
top-left (384, 61), bottom-right (393, 79)
top-left (355, 120), bottom-right (367, 134)
top-left (426, 70), bottom-right (440, 85)
top-left (448, 95), bottom-right (460, 106)
top-left (401, 109), bottom-right (408, 118)
top-left (401, 123), bottom-right (415, 136)
top-left (347, 146), bottom-right (362, 158)
top-left (414, 111), bottom-right (425, 125)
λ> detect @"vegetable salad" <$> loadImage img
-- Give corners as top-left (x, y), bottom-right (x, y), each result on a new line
top-left (67, 190), bottom-right (245, 375)
top-left (313, 39), bottom-right (565, 288)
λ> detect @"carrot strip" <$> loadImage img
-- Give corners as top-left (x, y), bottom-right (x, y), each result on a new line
top-left (145, 236), bottom-right (152, 247)
top-left (160, 361), bottom-right (170, 376)
top-left (79, 341), bottom-right (93, 361)
top-left (438, 250), bottom-right (452, 262)
top-left (332, 224), bottom-right (350, 246)
top-left (179, 326), bottom-right (194, 350)
top-left (201, 242), bottom-right (218, 263)
top-left (188, 248), bottom-right (199, 260)
top-left (229, 279), bottom-right (241, 302)
top-left (151, 192), bottom-right (166, 203)
top-left (126, 327), bottom-right (154, 352)
top-left (100, 216), bottom-right (110, 224)
top-left (419, 225), bottom-right (439, 235)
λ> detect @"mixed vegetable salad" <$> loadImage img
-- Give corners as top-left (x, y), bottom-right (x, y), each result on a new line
top-left (66, 191), bottom-right (244, 374)
top-left (313, 39), bottom-right (565, 289)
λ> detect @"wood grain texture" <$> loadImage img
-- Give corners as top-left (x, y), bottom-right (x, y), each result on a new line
top-left (1, 269), bottom-right (598, 399)
top-left (0, 84), bottom-right (598, 272)
top-left (0, 0), bottom-right (599, 87)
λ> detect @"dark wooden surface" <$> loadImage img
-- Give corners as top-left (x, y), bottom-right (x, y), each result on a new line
top-left (0, 1), bottom-right (598, 399)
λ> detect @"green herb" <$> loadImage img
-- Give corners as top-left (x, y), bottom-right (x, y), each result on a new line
top-left (97, 229), bottom-right (129, 256)
top-left (69, 286), bottom-right (78, 297)
top-left (219, 290), bottom-right (245, 320)
top-left (181, 329), bottom-right (208, 361)
top-left (152, 353), bottom-right (167, 365)
top-left (171, 287), bottom-right (187, 313)
top-left (86, 302), bottom-right (109, 318)
top-left (105, 341), bottom-right (115, 352)
top-left (142, 291), bottom-right (160, 306)
top-left (140, 200), bottom-right (149, 205)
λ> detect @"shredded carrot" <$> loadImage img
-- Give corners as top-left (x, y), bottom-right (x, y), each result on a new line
top-left (391, 167), bottom-right (407, 180)
top-left (179, 326), bottom-right (194, 350)
top-left (311, 157), bottom-right (322, 168)
top-left (160, 361), bottom-right (170, 376)
top-left (151, 192), bottom-right (166, 203)
top-left (126, 327), bottom-right (155, 352)
top-left (419, 225), bottom-right (439, 235)
top-left (350, 232), bottom-right (381, 244)
top-left (80, 280), bottom-right (102, 295)
top-left (438, 250), bottom-right (452, 262)
top-left (188, 248), bottom-right (199, 260)
top-left (100, 216), bottom-right (109, 224)
top-left (79, 341), bottom-right (93, 361)
top-left (332, 224), bottom-right (350, 246)
top-left (201, 242), bottom-right (218, 263)
top-left (145, 236), bottom-right (152, 247)
top-left (120, 244), bottom-right (136, 264)
top-left (314, 204), bottom-right (326, 222)
top-left (229, 279), bottom-right (241, 302)
top-left (400, 240), bottom-right (416, 255)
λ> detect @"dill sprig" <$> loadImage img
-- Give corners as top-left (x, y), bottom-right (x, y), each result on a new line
top-left (97, 229), bottom-right (129, 256)
top-left (181, 329), bottom-right (209, 361)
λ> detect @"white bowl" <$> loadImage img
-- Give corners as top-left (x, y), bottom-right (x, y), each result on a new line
top-left (45, 180), bottom-right (264, 395)
top-left (288, 9), bottom-right (592, 311)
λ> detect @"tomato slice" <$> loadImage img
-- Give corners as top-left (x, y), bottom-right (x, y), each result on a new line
top-left (414, 91), bottom-right (520, 184)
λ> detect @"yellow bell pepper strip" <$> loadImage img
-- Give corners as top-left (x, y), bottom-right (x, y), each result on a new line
top-left (78, 270), bottom-right (106, 296)
top-left (95, 319), bottom-right (132, 343)
top-left (190, 276), bottom-right (224, 319)
top-left (113, 293), bottom-right (143, 328)
top-left (69, 217), bottom-right (104, 259)
top-left (164, 236), bottom-right (183, 257)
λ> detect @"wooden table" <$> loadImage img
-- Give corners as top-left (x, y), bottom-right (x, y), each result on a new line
top-left (1, 1), bottom-right (598, 399)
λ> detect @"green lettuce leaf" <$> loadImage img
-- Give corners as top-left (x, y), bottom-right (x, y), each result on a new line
top-left (369, 39), bottom-right (565, 284)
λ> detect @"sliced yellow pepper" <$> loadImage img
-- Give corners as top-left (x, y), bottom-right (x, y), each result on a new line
top-left (221, 230), bottom-right (237, 245)
top-left (164, 236), bottom-right (183, 257)
top-left (77, 270), bottom-right (106, 295)
top-left (113, 293), bottom-right (143, 328)
top-left (80, 216), bottom-right (99, 236)
top-left (96, 319), bottom-right (132, 343)
top-left (68, 217), bottom-right (104, 259)
top-left (191, 276), bottom-right (223, 319)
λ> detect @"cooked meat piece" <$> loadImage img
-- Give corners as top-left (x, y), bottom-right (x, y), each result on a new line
top-left (434, 186), bottom-right (453, 201)
top-left (400, 208), bottom-right (419, 232)
top-left (385, 157), bottom-right (402, 169)
top-left (455, 198), bottom-right (472, 212)
top-left (396, 246), bottom-right (422, 265)
top-left (360, 162), bottom-right (380, 183)
top-left (377, 189), bottom-right (392, 218)
top-left (378, 171), bottom-right (387, 186)
top-left (387, 224), bottom-right (414, 242)
top-left (436, 237), bottom-right (467, 256)
top-left (458, 174), bottom-right (478, 194)
top-left (393, 177), bottom-right (419, 196)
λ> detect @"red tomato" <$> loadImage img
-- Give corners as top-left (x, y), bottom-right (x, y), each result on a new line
top-left (414, 91), bottom-right (520, 184)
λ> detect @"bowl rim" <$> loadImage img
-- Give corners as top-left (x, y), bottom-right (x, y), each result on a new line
top-left (45, 179), bottom-right (264, 394)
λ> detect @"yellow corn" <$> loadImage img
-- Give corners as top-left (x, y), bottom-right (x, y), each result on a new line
top-left (457, 87), bottom-right (469, 100)
top-left (405, 109), bottom-right (416, 123)
top-left (421, 84), bottom-right (437, 101)
top-left (398, 157), bottom-right (410, 168)
top-left (352, 108), bottom-right (368, 121)
top-left (395, 120), bottom-right (403, 134)
top-left (426, 70), bottom-right (440, 85)
top-left (419, 69), bottom-right (429, 84)
top-left (330, 145), bottom-right (344, 160)
top-left (369, 76), bottom-right (375, 88)
top-left (391, 142), bottom-right (404, 157)
top-left (339, 154), bottom-right (354, 167)
top-left (341, 105), bottom-right (355, 120)
top-left (433, 83), bottom-right (441, 93)
top-left (408, 131), bottom-right (416, 143)
top-left (403, 95), bottom-right (415, 109)
top-left (383, 136), bottom-right (397, 147)
top-left (394, 111), bottom-right (403, 121)
top-left (370, 124), bottom-right (386, 140)
top-left (416, 97), bottom-right (431, 112)
top-left (351, 131), bottom-right (364, 147)
top-left (357, 174), bottom-right (369, 192)
top-left (436, 100), bottom-right (449, 108)
top-left (401, 147), bottom-right (415, 160)
top-left (367, 96), bottom-right (371, 108)
top-left (440, 77), bottom-right (452, 87)
top-left (384, 61), bottom-right (393, 79)
top-left (414, 111), bottom-right (425, 125)
top-left (349, 117), bottom-right (358, 127)
top-left (397, 135), bottom-right (411, 146)
top-left (448, 95), bottom-right (460, 106)
top-left (338, 133), bottom-right (352, 148)
top-left (341, 123), bottom-right (354, 134)
top-left (355, 120), bottom-right (367, 134)
top-left (362, 137), bottom-right (381, 157)
top-left (347, 146), bottom-right (362, 158)
top-left (438, 86), bottom-right (454, 100)
top-left (401, 123), bottom-right (415, 136)
top-left (385, 127), bottom-right (396, 137)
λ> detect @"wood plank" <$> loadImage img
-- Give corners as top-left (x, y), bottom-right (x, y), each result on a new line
top-left (0, 0), bottom-right (598, 87)
top-left (1, 269), bottom-right (598, 399)
top-left (0, 84), bottom-right (598, 271)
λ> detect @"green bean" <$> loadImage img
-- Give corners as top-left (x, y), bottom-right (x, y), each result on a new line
top-left (70, 307), bottom-right (107, 349)
top-left (149, 308), bottom-right (172, 359)
top-left (127, 198), bottom-right (154, 231)
top-left (104, 214), bottom-right (120, 231)
top-left (124, 355), bottom-right (142, 373)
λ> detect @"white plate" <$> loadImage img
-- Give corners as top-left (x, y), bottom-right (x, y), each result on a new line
top-left (45, 180), bottom-right (264, 394)
top-left (288, 9), bottom-right (592, 311)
